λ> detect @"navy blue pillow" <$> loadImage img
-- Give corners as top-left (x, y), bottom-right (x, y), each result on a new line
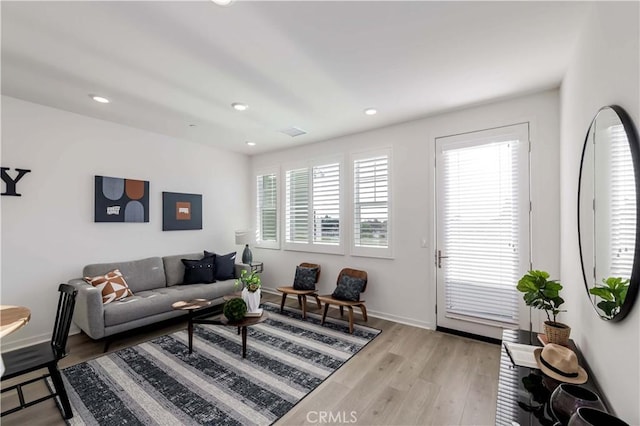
top-left (332, 274), bottom-right (366, 302)
top-left (293, 266), bottom-right (319, 290)
top-left (181, 255), bottom-right (215, 284)
top-left (205, 251), bottom-right (236, 280)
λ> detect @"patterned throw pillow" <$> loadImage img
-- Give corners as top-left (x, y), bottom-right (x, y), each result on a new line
top-left (293, 266), bottom-right (319, 290)
top-left (181, 255), bottom-right (216, 284)
top-left (331, 274), bottom-right (366, 302)
top-left (84, 269), bottom-right (133, 305)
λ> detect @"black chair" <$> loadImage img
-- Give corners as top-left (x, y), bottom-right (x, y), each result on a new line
top-left (1, 284), bottom-right (78, 420)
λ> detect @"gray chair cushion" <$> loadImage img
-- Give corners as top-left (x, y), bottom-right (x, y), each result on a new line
top-left (163, 253), bottom-right (203, 286)
top-left (83, 257), bottom-right (166, 293)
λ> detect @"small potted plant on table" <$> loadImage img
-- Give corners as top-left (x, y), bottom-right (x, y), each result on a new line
top-left (517, 270), bottom-right (570, 345)
top-left (236, 270), bottom-right (262, 314)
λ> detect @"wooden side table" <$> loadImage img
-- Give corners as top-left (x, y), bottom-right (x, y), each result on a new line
top-left (249, 262), bottom-right (263, 273)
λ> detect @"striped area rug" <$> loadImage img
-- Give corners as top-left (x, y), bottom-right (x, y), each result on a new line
top-left (61, 302), bottom-right (380, 425)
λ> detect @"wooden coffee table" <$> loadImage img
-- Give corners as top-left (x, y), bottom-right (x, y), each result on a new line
top-left (172, 298), bottom-right (268, 358)
top-left (219, 313), bottom-right (268, 358)
top-left (172, 299), bottom-right (217, 354)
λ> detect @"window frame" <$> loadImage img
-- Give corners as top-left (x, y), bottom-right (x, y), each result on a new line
top-left (254, 167), bottom-right (280, 250)
top-left (350, 148), bottom-right (393, 259)
top-left (282, 157), bottom-right (345, 255)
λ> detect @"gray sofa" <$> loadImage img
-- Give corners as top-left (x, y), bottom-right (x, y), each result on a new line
top-left (68, 252), bottom-right (248, 340)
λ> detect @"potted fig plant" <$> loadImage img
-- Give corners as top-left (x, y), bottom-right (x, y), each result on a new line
top-left (589, 276), bottom-right (629, 320)
top-left (517, 270), bottom-right (570, 345)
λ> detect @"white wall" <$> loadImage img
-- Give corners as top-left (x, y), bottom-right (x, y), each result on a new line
top-left (1, 96), bottom-right (251, 349)
top-left (252, 89), bottom-right (560, 333)
top-left (560, 2), bottom-right (640, 423)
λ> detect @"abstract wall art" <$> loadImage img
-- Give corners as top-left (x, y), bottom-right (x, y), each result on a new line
top-left (162, 192), bottom-right (202, 231)
top-left (94, 176), bottom-right (149, 223)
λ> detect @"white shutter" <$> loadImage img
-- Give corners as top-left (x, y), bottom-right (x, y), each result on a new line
top-left (256, 173), bottom-right (277, 244)
top-left (312, 163), bottom-right (340, 245)
top-left (609, 124), bottom-right (636, 277)
top-left (285, 168), bottom-right (310, 243)
top-left (442, 140), bottom-right (521, 325)
top-left (354, 155), bottom-right (389, 249)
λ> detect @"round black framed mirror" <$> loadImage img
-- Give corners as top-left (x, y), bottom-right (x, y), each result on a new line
top-left (578, 105), bottom-right (640, 321)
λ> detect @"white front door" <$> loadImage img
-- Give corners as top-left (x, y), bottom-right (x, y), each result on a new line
top-left (435, 123), bottom-right (530, 339)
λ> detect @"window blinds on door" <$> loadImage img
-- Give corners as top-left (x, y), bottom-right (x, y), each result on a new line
top-left (442, 141), bottom-right (520, 325)
top-left (609, 124), bottom-right (636, 278)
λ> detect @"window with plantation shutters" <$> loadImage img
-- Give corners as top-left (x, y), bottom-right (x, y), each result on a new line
top-left (285, 168), bottom-right (309, 244)
top-left (284, 160), bottom-right (343, 253)
top-left (353, 151), bottom-right (391, 257)
top-left (313, 163), bottom-right (340, 245)
top-left (436, 123), bottom-right (529, 332)
top-left (256, 172), bottom-right (278, 247)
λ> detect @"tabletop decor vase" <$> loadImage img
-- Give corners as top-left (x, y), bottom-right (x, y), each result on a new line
top-left (550, 384), bottom-right (605, 425)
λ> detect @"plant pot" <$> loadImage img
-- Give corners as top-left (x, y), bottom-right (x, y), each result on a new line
top-left (242, 287), bottom-right (261, 313)
top-left (544, 321), bottom-right (571, 345)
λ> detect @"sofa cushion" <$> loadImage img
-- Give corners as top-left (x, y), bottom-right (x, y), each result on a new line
top-left (293, 266), bottom-right (319, 291)
top-left (205, 251), bottom-right (236, 280)
top-left (84, 269), bottom-right (133, 304)
top-left (332, 275), bottom-right (366, 302)
top-left (182, 255), bottom-right (215, 284)
top-left (163, 253), bottom-right (202, 286)
top-left (103, 281), bottom-right (237, 327)
top-left (83, 257), bottom-right (165, 293)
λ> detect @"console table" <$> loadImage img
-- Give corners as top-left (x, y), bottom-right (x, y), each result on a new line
top-left (496, 329), bottom-right (609, 426)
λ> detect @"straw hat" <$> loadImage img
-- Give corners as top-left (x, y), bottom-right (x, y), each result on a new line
top-left (534, 343), bottom-right (588, 384)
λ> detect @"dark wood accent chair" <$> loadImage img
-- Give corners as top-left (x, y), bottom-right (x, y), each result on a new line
top-left (276, 262), bottom-right (321, 319)
top-left (318, 268), bottom-right (368, 334)
top-left (1, 284), bottom-right (78, 420)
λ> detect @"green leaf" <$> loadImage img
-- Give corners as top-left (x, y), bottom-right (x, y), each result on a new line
top-left (589, 287), bottom-right (614, 300)
top-left (597, 300), bottom-right (617, 318)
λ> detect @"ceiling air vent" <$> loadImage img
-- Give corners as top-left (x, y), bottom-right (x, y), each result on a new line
top-left (279, 127), bottom-right (307, 138)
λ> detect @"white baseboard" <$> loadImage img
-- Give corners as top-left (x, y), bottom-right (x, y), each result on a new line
top-left (2, 290), bottom-right (433, 352)
top-left (262, 287), bottom-right (435, 331)
top-left (1, 331), bottom-right (51, 352)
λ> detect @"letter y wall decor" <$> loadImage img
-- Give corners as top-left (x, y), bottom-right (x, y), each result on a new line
top-left (95, 175), bottom-right (149, 222)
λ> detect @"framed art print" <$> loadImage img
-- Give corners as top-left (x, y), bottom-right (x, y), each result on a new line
top-left (162, 192), bottom-right (202, 231)
top-left (95, 176), bottom-right (149, 222)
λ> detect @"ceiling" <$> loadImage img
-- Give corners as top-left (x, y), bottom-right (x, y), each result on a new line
top-left (1, 1), bottom-right (591, 155)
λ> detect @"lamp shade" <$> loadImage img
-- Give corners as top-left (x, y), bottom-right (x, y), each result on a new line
top-left (235, 230), bottom-right (250, 245)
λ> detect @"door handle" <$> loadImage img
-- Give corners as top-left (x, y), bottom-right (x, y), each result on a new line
top-left (437, 250), bottom-right (448, 269)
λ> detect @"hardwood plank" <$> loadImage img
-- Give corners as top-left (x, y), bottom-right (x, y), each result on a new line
top-left (460, 371), bottom-right (499, 425)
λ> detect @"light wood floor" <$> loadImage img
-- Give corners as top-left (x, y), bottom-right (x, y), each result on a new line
top-left (1, 293), bottom-right (500, 426)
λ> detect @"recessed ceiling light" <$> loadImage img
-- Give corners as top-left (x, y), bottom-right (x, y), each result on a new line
top-left (90, 95), bottom-right (110, 104)
top-left (211, 0), bottom-right (234, 5)
top-left (364, 108), bottom-right (377, 116)
top-left (246, 141), bottom-right (256, 146)
top-left (232, 103), bottom-right (248, 111)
